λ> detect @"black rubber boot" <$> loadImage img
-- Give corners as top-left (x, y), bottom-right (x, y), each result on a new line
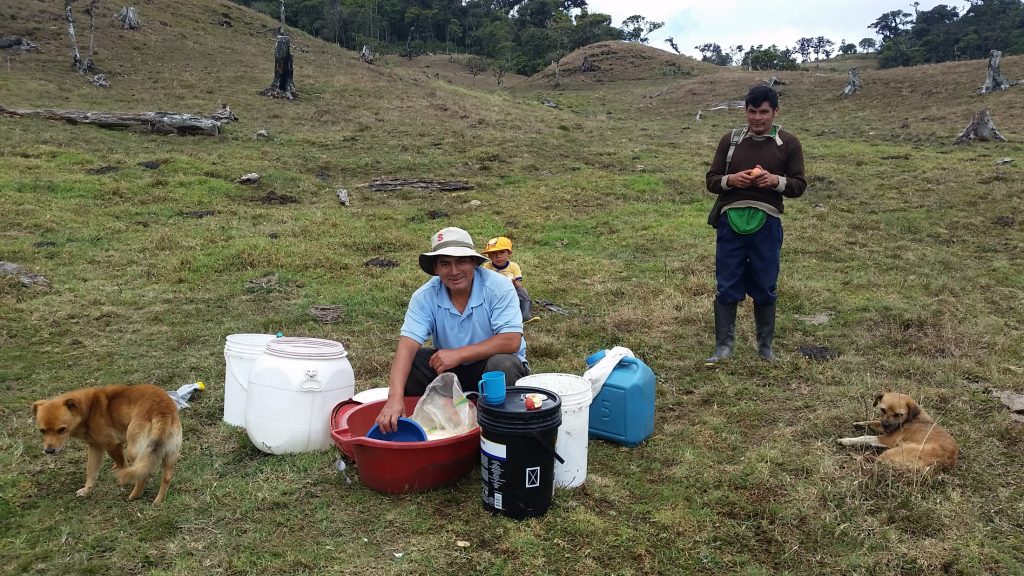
top-left (704, 300), bottom-right (737, 365)
top-left (754, 302), bottom-right (777, 361)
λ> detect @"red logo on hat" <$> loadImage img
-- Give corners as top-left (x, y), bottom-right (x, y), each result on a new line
top-left (436, 232), bottom-right (444, 242)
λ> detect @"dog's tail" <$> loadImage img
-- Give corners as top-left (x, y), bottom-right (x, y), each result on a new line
top-left (115, 415), bottom-right (183, 485)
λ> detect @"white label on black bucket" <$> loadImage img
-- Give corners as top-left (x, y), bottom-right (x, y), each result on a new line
top-left (481, 435), bottom-right (507, 460)
top-left (526, 467), bottom-right (540, 488)
top-left (494, 492), bottom-right (503, 510)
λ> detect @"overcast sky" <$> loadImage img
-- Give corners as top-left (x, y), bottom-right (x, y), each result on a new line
top-left (586, 0), bottom-right (973, 59)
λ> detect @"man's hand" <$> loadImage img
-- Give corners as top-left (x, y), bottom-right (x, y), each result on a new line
top-left (429, 348), bottom-right (464, 373)
top-left (728, 168), bottom-right (780, 190)
top-left (727, 170), bottom-right (755, 189)
top-left (375, 397), bottom-right (405, 434)
top-left (752, 169), bottom-right (780, 189)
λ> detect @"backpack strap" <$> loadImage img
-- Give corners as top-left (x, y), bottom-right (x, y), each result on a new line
top-left (724, 127), bottom-right (747, 174)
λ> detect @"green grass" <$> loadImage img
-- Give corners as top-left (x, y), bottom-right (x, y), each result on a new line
top-left (2, 0), bottom-right (1024, 574)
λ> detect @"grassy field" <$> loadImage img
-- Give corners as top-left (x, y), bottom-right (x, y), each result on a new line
top-left (2, 1), bottom-right (1024, 574)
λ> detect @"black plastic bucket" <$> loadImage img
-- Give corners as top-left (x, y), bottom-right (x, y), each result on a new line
top-left (477, 386), bottom-right (563, 520)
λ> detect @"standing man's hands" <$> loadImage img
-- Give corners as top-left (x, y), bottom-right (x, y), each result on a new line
top-left (728, 165), bottom-right (780, 190)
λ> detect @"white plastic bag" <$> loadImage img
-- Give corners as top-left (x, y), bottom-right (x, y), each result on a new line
top-left (582, 346), bottom-right (635, 397)
top-left (410, 373), bottom-right (478, 440)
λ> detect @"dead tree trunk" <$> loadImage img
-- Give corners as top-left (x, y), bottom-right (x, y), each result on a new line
top-left (955, 109), bottom-right (1007, 144)
top-left (65, 0), bottom-right (83, 72)
top-left (83, 0), bottom-right (99, 71)
top-left (117, 6), bottom-right (140, 30)
top-left (0, 106), bottom-right (222, 135)
top-left (979, 50), bottom-right (1019, 94)
top-left (553, 59), bottom-right (561, 88)
top-left (841, 67), bottom-right (861, 96)
top-left (260, 35), bottom-right (296, 99)
top-left (360, 44), bottom-right (373, 64)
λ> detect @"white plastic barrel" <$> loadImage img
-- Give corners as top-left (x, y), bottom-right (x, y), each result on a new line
top-left (223, 333), bottom-right (277, 427)
top-left (515, 373), bottom-right (593, 488)
top-left (245, 337), bottom-right (355, 454)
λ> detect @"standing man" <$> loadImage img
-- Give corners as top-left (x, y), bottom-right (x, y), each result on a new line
top-left (704, 85), bottom-right (806, 363)
top-left (375, 227), bottom-right (528, 433)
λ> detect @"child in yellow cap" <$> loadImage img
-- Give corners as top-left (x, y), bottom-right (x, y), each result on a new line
top-left (482, 236), bottom-right (535, 323)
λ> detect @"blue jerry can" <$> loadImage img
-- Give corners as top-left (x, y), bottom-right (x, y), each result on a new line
top-left (585, 351), bottom-right (656, 447)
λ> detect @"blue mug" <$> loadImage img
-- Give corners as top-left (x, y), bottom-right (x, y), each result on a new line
top-left (479, 371), bottom-right (506, 405)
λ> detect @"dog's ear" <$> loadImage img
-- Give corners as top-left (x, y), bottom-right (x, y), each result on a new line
top-left (32, 400), bottom-right (43, 417)
top-left (906, 400), bottom-right (921, 421)
top-left (873, 392), bottom-right (884, 407)
top-left (64, 398), bottom-right (77, 412)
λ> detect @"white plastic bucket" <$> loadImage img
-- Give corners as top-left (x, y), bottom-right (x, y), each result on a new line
top-left (223, 333), bottom-right (276, 427)
top-left (515, 373), bottom-right (593, 488)
top-left (246, 337), bottom-right (355, 454)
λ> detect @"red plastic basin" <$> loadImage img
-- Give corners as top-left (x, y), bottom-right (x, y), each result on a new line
top-left (330, 397), bottom-right (480, 494)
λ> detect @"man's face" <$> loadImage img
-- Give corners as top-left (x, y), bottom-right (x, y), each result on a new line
top-left (487, 250), bottom-right (510, 267)
top-left (746, 101), bottom-right (778, 135)
top-left (434, 255), bottom-right (477, 293)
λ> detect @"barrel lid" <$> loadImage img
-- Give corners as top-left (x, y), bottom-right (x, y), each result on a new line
top-left (265, 337), bottom-right (347, 359)
top-left (477, 385), bottom-right (561, 422)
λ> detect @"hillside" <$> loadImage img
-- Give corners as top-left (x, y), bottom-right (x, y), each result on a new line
top-left (521, 41), bottom-right (719, 87)
top-left (2, 1), bottom-right (1024, 575)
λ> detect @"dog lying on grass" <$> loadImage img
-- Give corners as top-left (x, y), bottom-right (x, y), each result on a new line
top-left (33, 384), bottom-right (182, 504)
top-left (838, 392), bottom-right (958, 472)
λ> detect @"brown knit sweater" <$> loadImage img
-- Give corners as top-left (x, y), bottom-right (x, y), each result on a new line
top-left (705, 128), bottom-right (806, 226)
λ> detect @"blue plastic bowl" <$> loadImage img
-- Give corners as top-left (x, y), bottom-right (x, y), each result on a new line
top-left (365, 417), bottom-right (428, 442)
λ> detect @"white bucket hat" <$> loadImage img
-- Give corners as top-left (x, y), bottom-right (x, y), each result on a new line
top-left (418, 227), bottom-right (488, 275)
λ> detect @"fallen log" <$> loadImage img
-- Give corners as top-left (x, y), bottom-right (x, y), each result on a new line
top-left (0, 106), bottom-right (221, 135)
top-left (363, 178), bottom-right (474, 192)
top-left (0, 36), bottom-right (38, 51)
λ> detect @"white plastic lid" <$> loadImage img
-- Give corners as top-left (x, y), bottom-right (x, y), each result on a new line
top-left (265, 337), bottom-right (347, 360)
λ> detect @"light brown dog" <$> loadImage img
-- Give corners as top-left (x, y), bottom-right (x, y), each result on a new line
top-left (838, 392), bottom-right (958, 472)
top-left (33, 384), bottom-right (183, 504)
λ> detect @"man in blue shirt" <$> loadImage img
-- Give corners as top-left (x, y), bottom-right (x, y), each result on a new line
top-left (375, 227), bottom-right (528, 433)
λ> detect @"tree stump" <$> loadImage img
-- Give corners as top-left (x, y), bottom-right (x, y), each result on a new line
top-left (954, 109), bottom-right (1007, 145)
top-left (978, 50), bottom-right (1019, 94)
top-left (360, 44), bottom-right (373, 64)
top-left (117, 6), bottom-right (141, 30)
top-left (841, 67), bottom-right (861, 96)
top-left (580, 54), bottom-right (594, 73)
top-left (260, 35), bottom-right (296, 100)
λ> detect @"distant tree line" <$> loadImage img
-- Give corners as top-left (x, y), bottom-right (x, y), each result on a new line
top-left (869, 0), bottom-right (1024, 68)
top-left (694, 0), bottom-right (1023, 70)
top-left (231, 0), bottom-right (662, 75)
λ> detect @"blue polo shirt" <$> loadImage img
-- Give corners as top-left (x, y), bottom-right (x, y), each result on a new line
top-left (400, 267), bottom-right (526, 362)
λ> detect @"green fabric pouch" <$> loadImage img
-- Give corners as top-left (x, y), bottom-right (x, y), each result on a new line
top-left (726, 207), bottom-right (767, 234)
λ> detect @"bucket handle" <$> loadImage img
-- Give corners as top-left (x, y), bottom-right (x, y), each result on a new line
top-left (300, 368), bottom-right (323, 391)
top-left (330, 399), bottom-right (362, 460)
top-left (531, 431), bottom-right (565, 464)
top-left (224, 353), bottom-right (254, 391)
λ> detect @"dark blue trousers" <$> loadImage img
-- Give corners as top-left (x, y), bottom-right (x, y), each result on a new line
top-left (715, 215), bottom-right (783, 306)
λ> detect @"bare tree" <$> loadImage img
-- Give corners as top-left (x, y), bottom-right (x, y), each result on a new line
top-left (83, 0), bottom-right (99, 71)
top-left (464, 55), bottom-right (488, 84)
top-left (64, 0), bottom-right (83, 71)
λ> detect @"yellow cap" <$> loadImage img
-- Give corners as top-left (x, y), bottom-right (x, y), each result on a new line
top-left (482, 236), bottom-right (512, 254)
